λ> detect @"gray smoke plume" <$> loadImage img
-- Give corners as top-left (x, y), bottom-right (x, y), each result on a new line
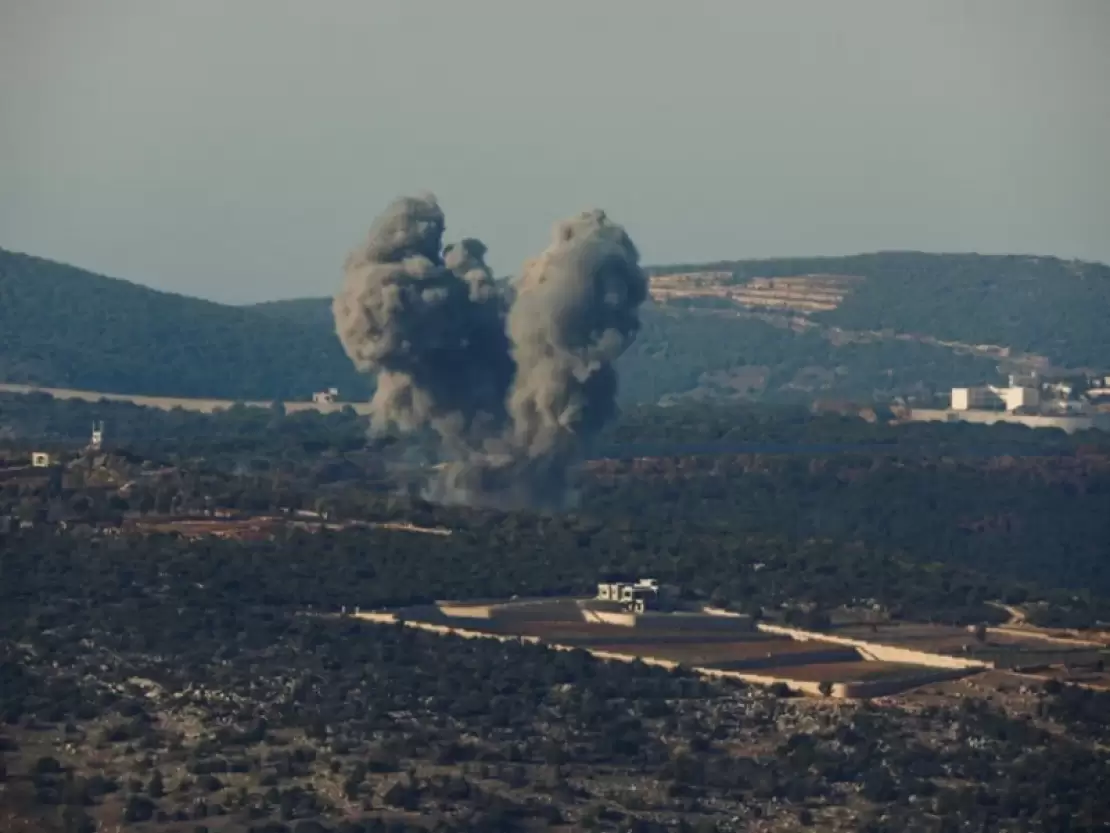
top-left (333, 195), bottom-right (512, 449)
top-left (333, 194), bottom-right (646, 509)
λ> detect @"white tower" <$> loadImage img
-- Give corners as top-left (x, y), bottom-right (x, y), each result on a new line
top-left (89, 421), bottom-right (104, 451)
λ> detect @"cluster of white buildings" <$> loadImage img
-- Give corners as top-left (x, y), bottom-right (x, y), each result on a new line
top-left (950, 373), bottom-right (1110, 416)
top-left (950, 377), bottom-right (1040, 414)
top-left (909, 372), bottom-right (1110, 433)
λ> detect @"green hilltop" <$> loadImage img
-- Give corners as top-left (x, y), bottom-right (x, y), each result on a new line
top-left (2, 246), bottom-right (1107, 404)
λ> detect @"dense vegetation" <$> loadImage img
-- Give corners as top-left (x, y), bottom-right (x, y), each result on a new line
top-left (619, 307), bottom-right (1001, 406)
top-left (9, 247), bottom-right (1107, 406)
top-left (259, 295), bottom-right (1009, 406)
top-left (4, 393), bottom-right (1110, 621)
top-left (0, 392), bottom-right (369, 459)
top-left (10, 392), bottom-right (1107, 461)
top-left (5, 546), bottom-right (1108, 832)
top-left (0, 248), bottom-right (370, 401)
top-left (651, 251), bottom-right (1110, 367)
top-left (3, 393), bottom-right (1110, 831)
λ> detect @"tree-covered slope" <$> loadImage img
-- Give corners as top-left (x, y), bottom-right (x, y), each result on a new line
top-left (3, 246), bottom-right (1101, 404)
top-left (616, 305), bottom-right (999, 404)
top-left (0, 248), bottom-right (371, 401)
top-left (652, 251), bottom-right (1110, 367)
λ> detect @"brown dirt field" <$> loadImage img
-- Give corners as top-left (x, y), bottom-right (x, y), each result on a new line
top-left (508, 620), bottom-right (775, 644)
top-left (777, 661), bottom-right (932, 684)
top-left (836, 623), bottom-right (1107, 661)
top-left (833, 623), bottom-right (970, 645)
top-left (582, 639), bottom-right (861, 667)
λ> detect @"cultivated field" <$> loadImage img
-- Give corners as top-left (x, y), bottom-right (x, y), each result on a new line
top-left (776, 661), bottom-right (934, 684)
top-left (581, 639), bottom-right (860, 670)
top-left (831, 621), bottom-right (1110, 667)
top-left (649, 271), bottom-right (864, 316)
top-left (379, 598), bottom-right (994, 699)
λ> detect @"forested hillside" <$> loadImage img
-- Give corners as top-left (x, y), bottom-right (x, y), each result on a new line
top-left (620, 305), bottom-right (998, 404)
top-left (4, 392), bottom-right (1109, 622)
top-left (2, 247), bottom-right (1104, 404)
top-left (0, 248), bottom-right (371, 401)
top-left (651, 251), bottom-right (1110, 367)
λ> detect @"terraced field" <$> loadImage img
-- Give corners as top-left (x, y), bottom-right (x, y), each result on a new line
top-left (383, 599), bottom-right (991, 698)
top-left (649, 271), bottom-right (864, 315)
top-left (777, 661), bottom-right (933, 684)
top-left (581, 640), bottom-right (860, 670)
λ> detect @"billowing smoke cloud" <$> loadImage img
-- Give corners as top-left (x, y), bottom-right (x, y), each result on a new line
top-left (333, 194), bottom-right (646, 509)
top-left (333, 195), bottom-right (513, 450)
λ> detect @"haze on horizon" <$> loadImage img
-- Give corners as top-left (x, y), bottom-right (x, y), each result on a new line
top-left (1, 0), bottom-right (1108, 304)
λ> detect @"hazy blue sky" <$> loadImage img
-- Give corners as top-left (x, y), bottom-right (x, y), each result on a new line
top-left (2, 0), bottom-right (1107, 303)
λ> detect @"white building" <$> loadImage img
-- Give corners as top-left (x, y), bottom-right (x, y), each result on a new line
top-left (31, 452), bottom-right (56, 468)
top-left (951, 386), bottom-right (1038, 413)
top-left (89, 421), bottom-right (104, 451)
top-left (951, 387), bottom-right (999, 411)
top-left (596, 578), bottom-right (660, 613)
top-left (596, 582), bottom-right (622, 601)
top-left (1002, 386), bottom-right (1039, 412)
top-left (313, 387), bottom-right (340, 405)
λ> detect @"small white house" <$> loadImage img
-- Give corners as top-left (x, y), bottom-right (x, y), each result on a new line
top-left (1002, 386), bottom-right (1040, 412)
top-left (951, 387), bottom-right (998, 411)
top-left (31, 452), bottom-right (55, 468)
top-left (951, 385), bottom-right (1039, 413)
top-left (596, 582), bottom-right (623, 601)
top-left (313, 387), bottom-right (340, 405)
top-left (596, 578), bottom-right (660, 613)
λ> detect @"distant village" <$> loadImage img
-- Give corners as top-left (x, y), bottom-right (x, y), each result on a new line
top-left (908, 371), bottom-right (1110, 433)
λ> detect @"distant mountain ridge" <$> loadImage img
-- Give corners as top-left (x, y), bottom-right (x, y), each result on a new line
top-left (1, 246), bottom-right (1106, 405)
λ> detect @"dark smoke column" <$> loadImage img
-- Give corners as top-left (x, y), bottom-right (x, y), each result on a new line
top-left (334, 195), bottom-right (647, 511)
top-left (332, 194), bottom-right (512, 450)
top-left (500, 209), bottom-right (648, 506)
